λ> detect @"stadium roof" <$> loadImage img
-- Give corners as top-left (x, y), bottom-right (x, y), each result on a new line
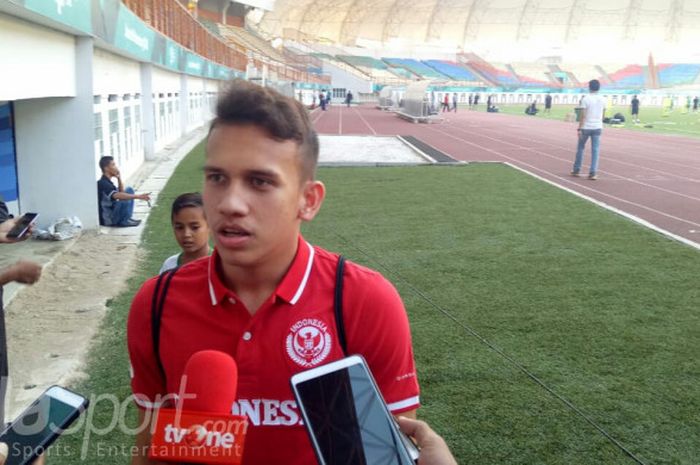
top-left (249, 0), bottom-right (700, 62)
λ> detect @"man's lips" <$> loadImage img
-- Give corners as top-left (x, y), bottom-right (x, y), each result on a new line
top-left (217, 225), bottom-right (251, 237)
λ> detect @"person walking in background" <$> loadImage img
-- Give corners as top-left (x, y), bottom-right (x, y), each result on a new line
top-left (468, 93), bottom-right (473, 110)
top-left (319, 91), bottom-right (326, 111)
top-left (452, 93), bottom-right (458, 112)
top-left (544, 93), bottom-right (552, 114)
top-left (473, 93), bottom-right (480, 108)
top-left (693, 96), bottom-right (699, 112)
top-left (345, 90), bottom-right (353, 107)
top-left (631, 95), bottom-right (640, 123)
top-left (442, 93), bottom-right (450, 112)
top-left (571, 79), bottom-right (606, 180)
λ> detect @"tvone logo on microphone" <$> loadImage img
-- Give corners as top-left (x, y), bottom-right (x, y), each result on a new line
top-left (150, 410), bottom-right (247, 464)
top-left (164, 422), bottom-right (238, 448)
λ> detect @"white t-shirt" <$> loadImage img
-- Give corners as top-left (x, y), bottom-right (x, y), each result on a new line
top-left (159, 253), bottom-right (180, 274)
top-left (581, 93), bottom-right (606, 130)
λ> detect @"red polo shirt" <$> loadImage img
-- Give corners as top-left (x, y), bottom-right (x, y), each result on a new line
top-left (128, 235), bottom-right (420, 465)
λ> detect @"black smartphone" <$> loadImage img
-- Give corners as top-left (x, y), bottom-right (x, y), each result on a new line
top-left (290, 355), bottom-right (419, 465)
top-left (5, 213), bottom-right (38, 240)
top-left (0, 385), bottom-right (89, 465)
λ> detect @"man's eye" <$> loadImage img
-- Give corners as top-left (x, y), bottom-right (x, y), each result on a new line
top-left (206, 173), bottom-right (224, 183)
top-left (251, 177), bottom-right (271, 188)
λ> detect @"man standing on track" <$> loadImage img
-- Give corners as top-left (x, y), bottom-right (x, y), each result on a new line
top-left (571, 79), bottom-right (606, 180)
top-left (630, 95), bottom-right (640, 123)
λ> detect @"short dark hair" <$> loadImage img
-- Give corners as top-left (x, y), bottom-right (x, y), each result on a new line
top-left (589, 79), bottom-right (601, 92)
top-left (171, 192), bottom-right (204, 222)
top-left (99, 156), bottom-right (114, 172)
top-left (209, 79), bottom-right (319, 180)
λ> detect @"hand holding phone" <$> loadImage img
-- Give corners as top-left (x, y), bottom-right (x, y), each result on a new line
top-left (290, 355), bottom-right (419, 465)
top-left (3, 213), bottom-right (38, 241)
top-left (0, 386), bottom-right (89, 465)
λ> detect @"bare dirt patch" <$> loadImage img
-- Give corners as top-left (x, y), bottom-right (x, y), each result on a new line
top-left (4, 231), bottom-right (140, 418)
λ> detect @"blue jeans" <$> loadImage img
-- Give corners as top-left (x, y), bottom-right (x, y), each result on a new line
top-left (573, 129), bottom-right (601, 175)
top-left (109, 186), bottom-right (135, 226)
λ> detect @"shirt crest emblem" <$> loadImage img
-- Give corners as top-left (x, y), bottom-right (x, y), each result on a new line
top-left (286, 318), bottom-right (332, 368)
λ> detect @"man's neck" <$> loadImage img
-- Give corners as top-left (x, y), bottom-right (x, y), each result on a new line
top-left (219, 237), bottom-right (299, 314)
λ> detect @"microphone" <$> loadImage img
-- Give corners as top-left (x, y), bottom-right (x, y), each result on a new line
top-left (148, 350), bottom-right (248, 464)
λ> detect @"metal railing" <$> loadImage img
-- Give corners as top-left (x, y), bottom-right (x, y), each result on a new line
top-left (121, 0), bottom-right (329, 84)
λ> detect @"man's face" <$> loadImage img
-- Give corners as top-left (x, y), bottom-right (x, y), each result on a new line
top-left (203, 124), bottom-right (311, 269)
top-left (104, 161), bottom-right (118, 177)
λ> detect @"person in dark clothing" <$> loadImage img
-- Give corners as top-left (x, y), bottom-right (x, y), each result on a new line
top-left (525, 102), bottom-right (539, 115)
top-left (473, 94), bottom-right (480, 107)
top-left (345, 91), bottom-right (353, 107)
top-left (97, 156), bottom-right (150, 227)
top-left (693, 96), bottom-right (699, 112)
top-left (631, 95), bottom-right (640, 123)
top-left (544, 94), bottom-right (553, 114)
top-left (468, 93), bottom-right (473, 109)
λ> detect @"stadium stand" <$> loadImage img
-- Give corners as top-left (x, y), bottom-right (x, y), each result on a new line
top-left (509, 63), bottom-right (558, 87)
top-left (423, 60), bottom-right (480, 82)
top-left (218, 24), bottom-right (287, 63)
top-left (198, 17), bottom-right (224, 39)
top-left (607, 64), bottom-right (646, 88)
top-left (467, 61), bottom-right (519, 87)
top-left (337, 55), bottom-right (406, 80)
top-left (657, 64), bottom-right (700, 86)
top-left (383, 58), bottom-right (451, 80)
top-left (560, 64), bottom-right (602, 86)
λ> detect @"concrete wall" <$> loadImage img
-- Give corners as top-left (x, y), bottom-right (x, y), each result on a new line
top-left (13, 37), bottom-right (97, 228)
top-left (0, 14), bottom-right (75, 100)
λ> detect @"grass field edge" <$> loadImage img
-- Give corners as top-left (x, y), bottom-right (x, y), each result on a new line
top-left (503, 161), bottom-right (700, 252)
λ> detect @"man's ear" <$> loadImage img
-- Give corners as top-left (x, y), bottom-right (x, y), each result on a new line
top-left (298, 180), bottom-right (326, 222)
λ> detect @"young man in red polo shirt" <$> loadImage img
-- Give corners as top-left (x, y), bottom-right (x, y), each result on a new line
top-left (127, 80), bottom-right (420, 465)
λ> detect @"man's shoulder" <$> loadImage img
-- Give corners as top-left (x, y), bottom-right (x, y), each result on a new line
top-left (97, 176), bottom-right (115, 190)
top-left (134, 258), bottom-right (210, 305)
top-left (313, 246), bottom-right (384, 281)
top-left (312, 246), bottom-right (398, 299)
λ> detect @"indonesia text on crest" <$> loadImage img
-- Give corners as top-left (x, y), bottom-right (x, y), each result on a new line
top-left (286, 318), bottom-right (332, 367)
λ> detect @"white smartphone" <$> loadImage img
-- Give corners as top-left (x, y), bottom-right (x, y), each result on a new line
top-left (0, 385), bottom-right (89, 465)
top-left (290, 355), bottom-right (419, 465)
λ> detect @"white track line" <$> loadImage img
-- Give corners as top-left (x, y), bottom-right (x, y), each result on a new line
top-left (441, 123), bottom-right (700, 202)
top-left (338, 105), bottom-right (342, 135)
top-left (504, 162), bottom-right (700, 252)
top-left (424, 125), bottom-right (700, 230)
top-left (447, 121), bottom-right (700, 183)
top-left (354, 106), bottom-right (378, 135)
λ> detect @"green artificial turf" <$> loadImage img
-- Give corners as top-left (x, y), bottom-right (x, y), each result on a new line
top-left (48, 147), bottom-right (700, 464)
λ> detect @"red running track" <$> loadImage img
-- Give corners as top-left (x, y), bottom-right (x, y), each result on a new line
top-left (312, 104), bottom-right (700, 246)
